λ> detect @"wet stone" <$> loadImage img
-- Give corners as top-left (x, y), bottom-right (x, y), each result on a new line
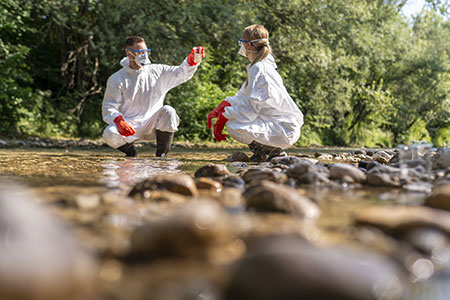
top-left (286, 161), bottom-right (316, 178)
top-left (270, 163), bottom-right (290, 171)
top-left (146, 190), bottom-right (187, 203)
top-left (294, 171), bottom-right (331, 186)
top-left (227, 151), bottom-right (250, 162)
top-left (424, 183), bottom-right (450, 211)
top-left (390, 158), bottom-right (428, 169)
top-left (399, 227), bottom-right (450, 263)
top-left (358, 160), bottom-right (381, 171)
top-left (366, 166), bottom-right (403, 187)
top-left (0, 182), bottom-right (97, 300)
top-left (432, 148), bottom-right (450, 170)
top-left (129, 201), bottom-right (229, 259)
top-left (373, 151), bottom-right (393, 164)
top-left (317, 153), bottom-right (333, 161)
top-left (354, 205), bottom-right (450, 237)
top-left (194, 163), bottom-right (231, 178)
top-left (228, 162), bottom-right (249, 173)
top-left (329, 163), bottom-right (367, 184)
top-left (270, 156), bottom-right (302, 166)
top-left (195, 177), bottom-right (223, 193)
top-left (241, 168), bottom-right (288, 184)
top-left (354, 205), bottom-right (450, 275)
top-left (243, 181), bottom-right (320, 218)
top-left (224, 235), bottom-right (404, 300)
top-left (129, 174), bottom-right (198, 197)
top-left (286, 161), bottom-right (330, 186)
top-left (221, 175), bottom-right (245, 189)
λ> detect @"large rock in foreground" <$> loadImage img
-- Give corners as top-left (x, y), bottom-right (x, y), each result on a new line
top-left (224, 235), bottom-right (404, 300)
top-left (0, 182), bottom-right (97, 300)
top-left (129, 201), bottom-right (229, 259)
top-left (424, 183), bottom-right (450, 211)
top-left (354, 205), bottom-right (450, 236)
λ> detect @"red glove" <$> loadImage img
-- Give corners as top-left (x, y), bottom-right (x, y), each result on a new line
top-left (213, 112), bottom-right (228, 142)
top-left (114, 115), bottom-right (135, 137)
top-left (207, 100), bottom-right (231, 128)
top-left (187, 46), bottom-right (205, 66)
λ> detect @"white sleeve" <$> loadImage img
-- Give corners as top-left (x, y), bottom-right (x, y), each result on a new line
top-left (222, 67), bottom-right (269, 122)
top-left (224, 82), bottom-right (246, 105)
top-left (156, 59), bottom-right (198, 94)
top-left (102, 76), bottom-right (122, 125)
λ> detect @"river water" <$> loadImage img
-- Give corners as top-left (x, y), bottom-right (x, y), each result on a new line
top-left (0, 146), bottom-right (448, 299)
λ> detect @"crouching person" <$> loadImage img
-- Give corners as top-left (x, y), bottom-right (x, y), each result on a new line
top-left (102, 36), bottom-right (204, 157)
top-left (207, 25), bottom-right (303, 162)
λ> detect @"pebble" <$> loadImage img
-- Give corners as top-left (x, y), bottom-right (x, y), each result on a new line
top-left (194, 163), bottom-right (231, 178)
top-left (243, 181), bottom-right (320, 218)
top-left (129, 174), bottom-right (198, 197)
top-left (329, 163), bottom-right (367, 184)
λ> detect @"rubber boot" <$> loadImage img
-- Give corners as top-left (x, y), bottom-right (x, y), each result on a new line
top-left (267, 149), bottom-right (287, 161)
top-left (248, 141), bottom-right (285, 162)
top-left (117, 142), bottom-right (137, 157)
top-left (156, 130), bottom-right (174, 157)
top-left (248, 141), bottom-right (268, 162)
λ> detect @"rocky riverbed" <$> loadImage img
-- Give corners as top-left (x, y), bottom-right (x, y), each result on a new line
top-left (0, 144), bottom-right (450, 300)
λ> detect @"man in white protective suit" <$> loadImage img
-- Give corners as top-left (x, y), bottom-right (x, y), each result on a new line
top-left (102, 36), bottom-right (205, 157)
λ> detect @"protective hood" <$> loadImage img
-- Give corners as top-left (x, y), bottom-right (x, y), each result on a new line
top-left (120, 57), bottom-right (147, 74)
top-left (264, 54), bottom-right (277, 69)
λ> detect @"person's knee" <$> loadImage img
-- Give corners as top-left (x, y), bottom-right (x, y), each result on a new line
top-left (103, 127), bottom-right (115, 144)
top-left (103, 126), bottom-right (124, 148)
top-left (157, 105), bottom-right (180, 131)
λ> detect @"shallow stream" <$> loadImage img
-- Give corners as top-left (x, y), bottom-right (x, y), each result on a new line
top-left (0, 146), bottom-right (448, 300)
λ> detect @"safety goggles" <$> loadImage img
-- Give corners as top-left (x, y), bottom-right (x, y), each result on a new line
top-left (127, 48), bottom-right (152, 55)
top-left (238, 38), bottom-right (268, 47)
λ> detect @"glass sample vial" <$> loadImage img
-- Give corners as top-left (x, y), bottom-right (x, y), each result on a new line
top-left (193, 47), bottom-right (202, 63)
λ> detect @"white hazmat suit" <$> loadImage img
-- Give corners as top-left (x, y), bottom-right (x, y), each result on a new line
top-left (102, 57), bottom-right (198, 148)
top-left (222, 55), bottom-right (303, 149)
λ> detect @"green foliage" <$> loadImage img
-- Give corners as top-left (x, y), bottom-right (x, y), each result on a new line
top-left (432, 126), bottom-right (450, 147)
top-left (405, 118), bottom-right (432, 143)
top-left (0, 0), bottom-right (449, 147)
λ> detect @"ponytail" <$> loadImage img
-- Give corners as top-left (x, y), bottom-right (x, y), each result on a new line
top-left (242, 25), bottom-right (272, 87)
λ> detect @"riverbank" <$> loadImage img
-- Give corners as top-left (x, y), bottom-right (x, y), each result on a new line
top-left (0, 137), bottom-right (387, 152)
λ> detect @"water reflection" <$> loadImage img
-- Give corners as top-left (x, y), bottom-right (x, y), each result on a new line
top-left (101, 158), bottom-right (182, 189)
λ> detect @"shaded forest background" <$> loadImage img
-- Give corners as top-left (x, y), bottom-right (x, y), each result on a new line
top-left (1, 0), bottom-right (449, 147)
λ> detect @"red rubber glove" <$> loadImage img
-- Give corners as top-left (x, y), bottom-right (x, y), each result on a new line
top-left (187, 46), bottom-right (205, 66)
top-left (213, 112), bottom-right (228, 142)
top-left (207, 100), bottom-right (231, 128)
top-left (114, 115), bottom-right (136, 137)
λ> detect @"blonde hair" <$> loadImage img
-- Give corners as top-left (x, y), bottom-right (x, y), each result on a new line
top-left (243, 24), bottom-right (272, 67)
top-left (243, 24), bottom-right (272, 87)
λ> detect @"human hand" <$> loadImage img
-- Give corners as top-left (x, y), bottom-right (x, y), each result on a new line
top-left (213, 112), bottom-right (228, 142)
top-left (187, 46), bottom-right (205, 66)
top-left (114, 115), bottom-right (136, 137)
top-left (207, 100), bottom-right (231, 128)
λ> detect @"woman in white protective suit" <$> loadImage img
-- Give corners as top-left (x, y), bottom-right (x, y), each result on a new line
top-left (102, 36), bottom-right (204, 157)
top-left (207, 24), bottom-right (303, 162)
